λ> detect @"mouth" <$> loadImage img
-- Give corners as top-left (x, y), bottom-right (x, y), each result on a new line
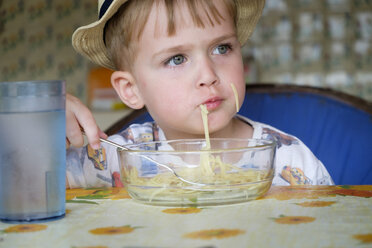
top-left (201, 97), bottom-right (223, 111)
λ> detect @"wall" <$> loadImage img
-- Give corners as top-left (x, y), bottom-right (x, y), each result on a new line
top-left (0, 0), bottom-right (97, 101)
top-left (244, 0), bottom-right (372, 101)
top-left (1, 0), bottom-right (371, 103)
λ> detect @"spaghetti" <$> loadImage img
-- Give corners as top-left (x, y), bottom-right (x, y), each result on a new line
top-left (121, 84), bottom-right (273, 205)
top-left (230, 83), bottom-right (240, 112)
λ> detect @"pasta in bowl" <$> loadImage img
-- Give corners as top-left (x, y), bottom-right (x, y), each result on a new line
top-left (118, 138), bottom-right (276, 206)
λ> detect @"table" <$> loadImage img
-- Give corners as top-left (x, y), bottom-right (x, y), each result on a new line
top-left (1, 185), bottom-right (371, 248)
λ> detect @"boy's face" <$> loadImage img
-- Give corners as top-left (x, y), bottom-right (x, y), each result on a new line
top-left (130, 0), bottom-right (245, 139)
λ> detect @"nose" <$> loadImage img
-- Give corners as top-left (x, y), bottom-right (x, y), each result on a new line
top-left (196, 56), bottom-right (218, 88)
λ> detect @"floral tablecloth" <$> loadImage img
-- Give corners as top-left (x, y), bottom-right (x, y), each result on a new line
top-left (1, 185), bottom-right (372, 248)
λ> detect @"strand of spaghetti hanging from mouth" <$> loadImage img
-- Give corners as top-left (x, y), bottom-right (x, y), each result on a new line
top-left (199, 83), bottom-right (239, 148)
top-left (230, 83), bottom-right (240, 113)
top-left (198, 84), bottom-right (240, 175)
top-left (199, 104), bottom-right (213, 175)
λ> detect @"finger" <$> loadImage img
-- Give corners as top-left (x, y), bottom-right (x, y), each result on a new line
top-left (66, 109), bottom-right (85, 147)
top-left (99, 129), bottom-right (108, 139)
top-left (73, 113), bottom-right (102, 150)
top-left (66, 94), bottom-right (105, 149)
top-left (66, 138), bottom-right (71, 149)
top-left (75, 112), bottom-right (101, 150)
top-left (66, 94), bottom-right (87, 147)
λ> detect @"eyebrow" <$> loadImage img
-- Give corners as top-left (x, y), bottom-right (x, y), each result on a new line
top-left (152, 33), bottom-right (237, 59)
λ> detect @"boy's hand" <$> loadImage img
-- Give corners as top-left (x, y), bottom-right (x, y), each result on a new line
top-left (66, 93), bottom-right (107, 149)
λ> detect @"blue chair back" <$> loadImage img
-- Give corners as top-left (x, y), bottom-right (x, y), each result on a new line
top-left (106, 84), bottom-right (372, 185)
top-left (241, 84), bottom-right (372, 185)
top-left (106, 108), bottom-right (153, 134)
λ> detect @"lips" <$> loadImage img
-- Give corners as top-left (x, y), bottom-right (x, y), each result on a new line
top-left (202, 97), bottom-right (223, 110)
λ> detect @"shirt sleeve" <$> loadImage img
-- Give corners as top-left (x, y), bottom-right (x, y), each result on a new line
top-left (66, 139), bottom-right (123, 189)
top-left (66, 122), bottom-right (156, 188)
top-left (246, 118), bottom-right (334, 186)
top-left (272, 138), bottom-right (334, 186)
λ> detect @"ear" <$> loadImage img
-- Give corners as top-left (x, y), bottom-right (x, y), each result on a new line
top-left (111, 71), bottom-right (144, 109)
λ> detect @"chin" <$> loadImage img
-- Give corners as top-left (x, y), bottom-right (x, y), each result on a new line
top-left (210, 113), bottom-right (234, 129)
top-left (208, 123), bottom-right (230, 137)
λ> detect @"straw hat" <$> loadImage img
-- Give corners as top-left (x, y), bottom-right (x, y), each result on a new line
top-left (72, 0), bottom-right (265, 70)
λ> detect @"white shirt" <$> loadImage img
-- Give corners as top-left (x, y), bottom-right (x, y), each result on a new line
top-left (66, 115), bottom-right (334, 188)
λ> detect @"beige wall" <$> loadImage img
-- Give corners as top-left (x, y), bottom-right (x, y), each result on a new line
top-left (0, 0), bottom-right (97, 102)
top-left (244, 0), bottom-right (372, 101)
top-left (1, 0), bottom-right (371, 104)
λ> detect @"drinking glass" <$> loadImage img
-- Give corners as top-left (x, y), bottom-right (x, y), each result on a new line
top-left (0, 80), bottom-right (66, 223)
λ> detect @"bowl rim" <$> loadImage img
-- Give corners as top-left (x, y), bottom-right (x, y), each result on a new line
top-left (118, 138), bottom-right (276, 154)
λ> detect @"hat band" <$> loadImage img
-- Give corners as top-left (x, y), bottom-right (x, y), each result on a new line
top-left (99, 0), bottom-right (113, 19)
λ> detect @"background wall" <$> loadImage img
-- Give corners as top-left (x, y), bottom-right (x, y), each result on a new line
top-left (0, 0), bottom-right (97, 102)
top-left (1, 0), bottom-right (371, 105)
top-left (243, 0), bottom-right (372, 100)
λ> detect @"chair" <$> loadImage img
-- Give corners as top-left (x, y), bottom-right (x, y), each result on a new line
top-left (106, 107), bottom-right (153, 135)
top-left (105, 83), bottom-right (372, 185)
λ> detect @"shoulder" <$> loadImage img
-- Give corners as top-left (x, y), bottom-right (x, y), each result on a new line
top-left (237, 115), bottom-right (299, 147)
top-left (110, 121), bottom-right (162, 144)
top-left (237, 115), bottom-right (333, 185)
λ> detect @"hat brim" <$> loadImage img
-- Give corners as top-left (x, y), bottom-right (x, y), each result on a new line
top-left (236, 0), bottom-right (265, 47)
top-left (72, 0), bottom-right (265, 70)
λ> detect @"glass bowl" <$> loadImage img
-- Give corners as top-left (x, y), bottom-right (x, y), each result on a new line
top-left (118, 138), bottom-right (276, 206)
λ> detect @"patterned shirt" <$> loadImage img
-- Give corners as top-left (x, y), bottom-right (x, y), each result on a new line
top-left (66, 115), bottom-right (334, 188)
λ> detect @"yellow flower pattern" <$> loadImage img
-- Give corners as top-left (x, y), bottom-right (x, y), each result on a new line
top-left (4, 224), bottom-right (47, 233)
top-left (262, 185), bottom-right (372, 201)
top-left (274, 215), bottom-right (316, 224)
top-left (89, 225), bottom-right (136, 235)
top-left (296, 201), bottom-right (336, 207)
top-left (353, 233), bottom-right (372, 244)
top-left (261, 185), bottom-right (337, 201)
top-left (66, 188), bottom-right (130, 202)
top-left (0, 186), bottom-right (369, 247)
top-left (183, 228), bottom-right (245, 240)
top-left (162, 208), bottom-right (202, 214)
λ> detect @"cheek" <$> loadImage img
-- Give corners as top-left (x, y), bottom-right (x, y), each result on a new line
top-left (231, 56), bottom-right (245, 79)
top-left (149, 90), bottom-right (191, 127)
top-left (145, 82), bottom-right (188, 112)
top-left (224, 58), bottom-right (245, 105)
top-left (222, 58), bottom-right (244, 83)
top-left (160, 90), bottom-right (189, 113)
top-left (218, 52), bottom-right (244, 80)
top-left (238, 84), bottom-right (246, 106)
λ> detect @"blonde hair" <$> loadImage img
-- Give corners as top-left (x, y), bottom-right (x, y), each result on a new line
top-left (104, 0), bottom-right (236, 70)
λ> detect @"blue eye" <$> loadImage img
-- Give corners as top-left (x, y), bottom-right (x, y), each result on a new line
top-left (213, 44), bottom-right (231, 55)
top-left (166, 55), bottom-right (185, 66)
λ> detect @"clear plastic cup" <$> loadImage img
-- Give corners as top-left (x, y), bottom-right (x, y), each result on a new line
top-left (0, 80), bottom-right (66, 223)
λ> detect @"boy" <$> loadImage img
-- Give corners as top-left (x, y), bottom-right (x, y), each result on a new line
top-left (66, 0), bottom-right (333, 188)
